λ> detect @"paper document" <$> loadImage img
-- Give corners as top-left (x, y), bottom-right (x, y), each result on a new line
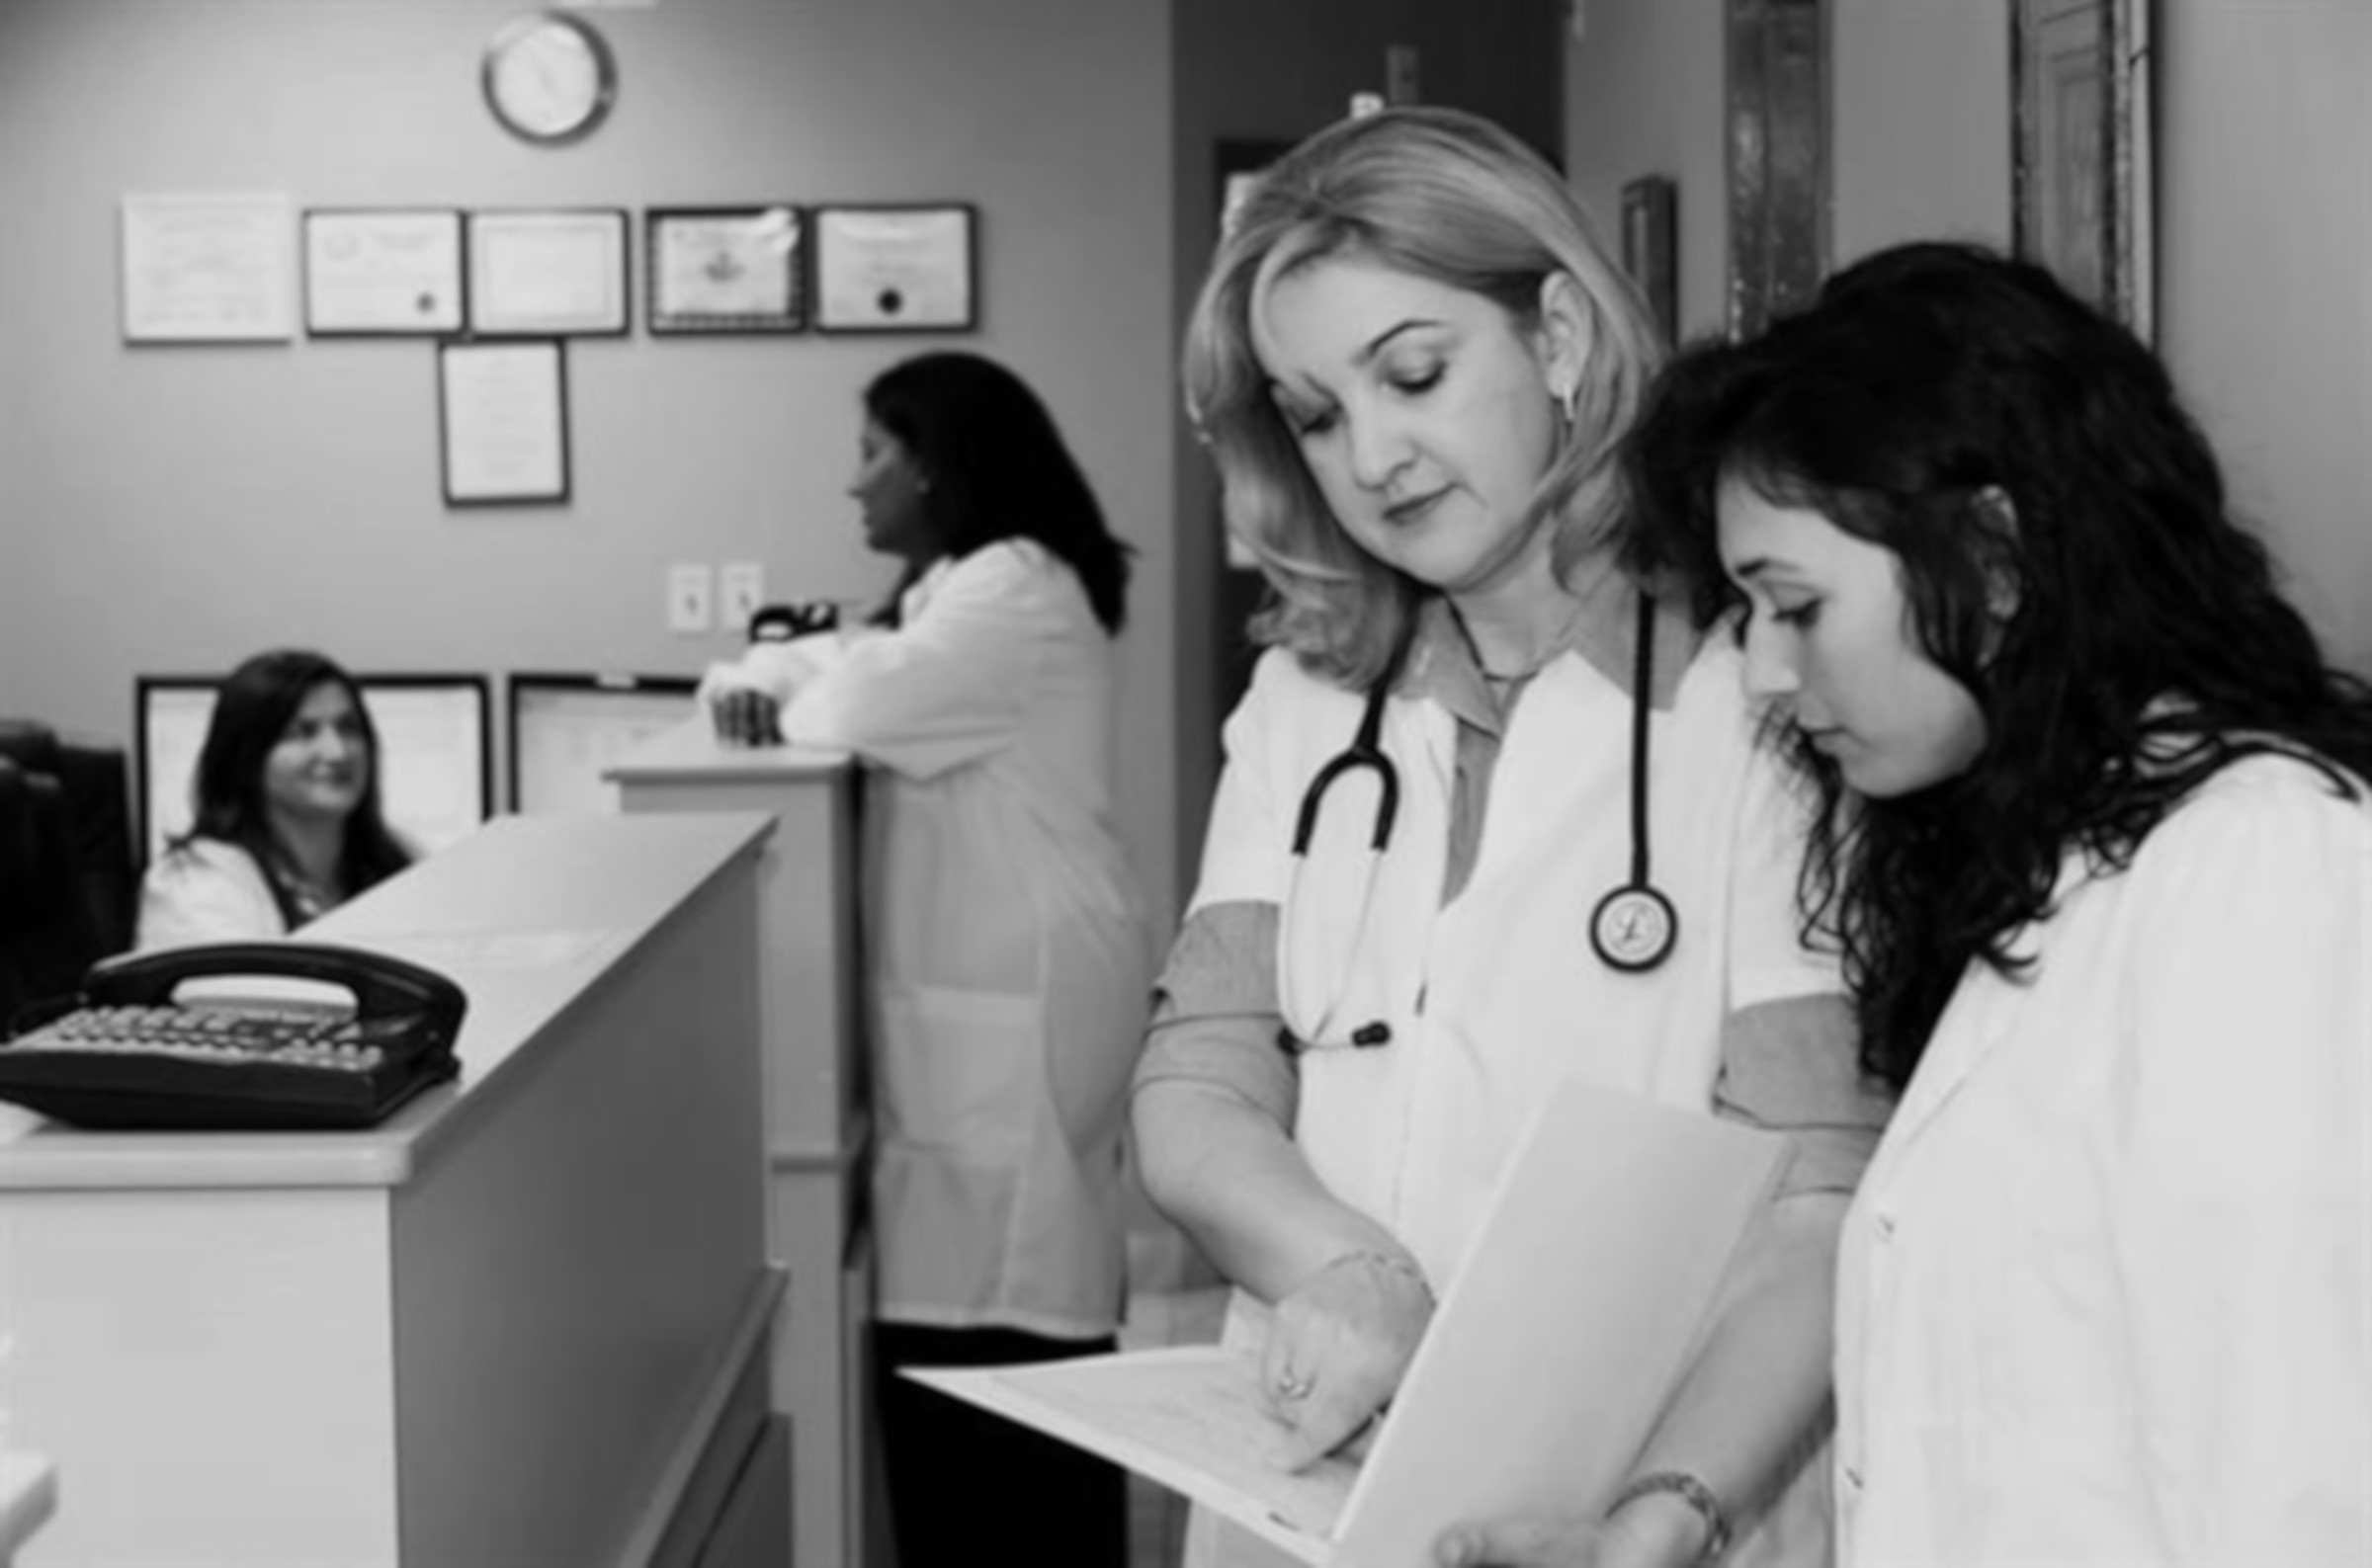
top-left (913, 1344), bottom-right (1355, 1561)
top-left (910, 1075), bottom-right (1787, 1568)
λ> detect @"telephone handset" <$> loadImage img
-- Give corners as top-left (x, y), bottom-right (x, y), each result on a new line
top-left (0, 941), bottom-right (467, 1131)
top-left (747, 600), bottom-right (840, 642)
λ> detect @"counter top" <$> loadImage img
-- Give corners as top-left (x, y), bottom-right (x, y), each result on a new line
top-left (0, 1452), bottom-right (55, 1561)
top-left (0, 811), bottom-right (770, 1193)
top-left (605, 715), bottom-right (852, 784)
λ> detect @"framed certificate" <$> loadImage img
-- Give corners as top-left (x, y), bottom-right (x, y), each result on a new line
top-left (120, 191), bottom-right (297, 343)
top-left (303, 208), bottom-right (465, 336)
top-left (812, 204), bottom-right (976, 333)
top-left (645, 206), bottom-right (805, 335)
top-left (438, 339), bottom-right (569, 506)
top-left (466, 208), bottom-right (630, 337)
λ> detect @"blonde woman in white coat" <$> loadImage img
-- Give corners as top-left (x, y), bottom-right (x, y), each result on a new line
top-left (1138, 109), bottom-right (1886, 1568)
top-left (703, 352), bottom-right (1151, 1568)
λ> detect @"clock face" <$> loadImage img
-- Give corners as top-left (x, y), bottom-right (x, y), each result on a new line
top-left (484, 13), bottom-right (616, 144)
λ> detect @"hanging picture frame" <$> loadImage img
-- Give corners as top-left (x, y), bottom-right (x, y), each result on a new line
top-left (645, 206), bottom-right (806, 335)
top-left (1620, 177), bottom-right (1678, 344)
top-left (466, 208), bottom-right (631, 337)
top-left (812, 204), bottom-right (976, 333)
top-left (438, 338), bottom-right (569, 507)
top-left (1725, 0), bottom-right (1829, 341)
top-left (2011, 0), bottom-right (2156, 337)
top-left (303, 208), bottom-right (465, 336)
top-left (120, 191), bottom-right (297, 343)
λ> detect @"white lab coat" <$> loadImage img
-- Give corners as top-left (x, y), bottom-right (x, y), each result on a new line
top-left (1184, 625), bottom-right (1841, 1568)
top-left (703, 538), bottom-right (1151, 1338)
top-left (1835, 754), bottom-right (2372, 1566)
top-left (1195, 631), bottom-right (1834, 1282)
top-left (136, 837), bottom-right (288, 949)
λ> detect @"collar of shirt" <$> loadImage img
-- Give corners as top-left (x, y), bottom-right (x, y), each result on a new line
top-left (1399, 569), bottom-right (1702, 737)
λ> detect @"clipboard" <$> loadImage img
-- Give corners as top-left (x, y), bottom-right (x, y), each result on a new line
top-left (909, 1075), bottom-right (1788, 1567)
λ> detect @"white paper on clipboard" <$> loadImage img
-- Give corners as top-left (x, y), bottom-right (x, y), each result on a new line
top-left (909, 1074), bottom-right (1788, 1567)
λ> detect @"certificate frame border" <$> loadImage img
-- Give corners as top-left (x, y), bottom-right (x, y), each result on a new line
top-left (119, 190), bottom-right (298, 345)
top-left (643, 205), bottom-right (809, 336)
top-left (436, 337), bottom-right (572, 509)
top-left (464, 207), bottom-right (632, 338)
top-left (811, 202), bottom-right (979, 335)
top-left (301, 206), bottom-right (466, 339)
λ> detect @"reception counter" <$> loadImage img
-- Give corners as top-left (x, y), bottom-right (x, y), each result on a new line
top-left (0, 813), bottom-right (784, 1568)
top-left (610, 722), bottom-right (873, 1568)
top-left (0, 1454), bottom-right (54, 1567)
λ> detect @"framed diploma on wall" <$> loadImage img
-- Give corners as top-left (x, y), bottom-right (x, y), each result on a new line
top-left (120, 192), bottom-right (297, 343)
top-left (465, 208), bottom-right (631, 337)
top-left (812, 204), bottom-right (976, 333)
top-left (438, 339), bottom-right (569, 507)
top-left (645, 206), bottom-right (806, 335)
top-left (303, 208), bottom-right (465, 336)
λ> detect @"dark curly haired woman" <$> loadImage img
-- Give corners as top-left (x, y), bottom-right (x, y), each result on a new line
top-left (1624, 239), bottom-right (2372, 1566)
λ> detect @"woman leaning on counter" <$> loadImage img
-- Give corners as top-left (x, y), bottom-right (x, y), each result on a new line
top-left (699, 350), bottom-right (1152, 1568)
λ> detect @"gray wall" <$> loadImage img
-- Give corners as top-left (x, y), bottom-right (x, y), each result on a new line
top-left (0, 0), bottom-right (1181, 925)
top-left (7, 0), bottom-right (2364, 941)
top-left (2155, 0), bottom-right (2370, 673)
top-left (1566, 0), bottom-right (2370, 674)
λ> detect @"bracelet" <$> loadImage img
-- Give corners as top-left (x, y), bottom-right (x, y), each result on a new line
top-left (1605, 1470), bottom-right (1731, 1565)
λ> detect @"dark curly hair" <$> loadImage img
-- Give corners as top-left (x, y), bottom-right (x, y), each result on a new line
top-left (1623, 241), bottom-right (2372, 1090)
top-left (862, 351), bottom-right (1133, 634)
top-left (179, 648), bottom-right (413, 930)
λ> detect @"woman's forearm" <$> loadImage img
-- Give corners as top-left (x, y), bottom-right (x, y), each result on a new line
top-left (1132, 1077), bottom-right (1401, 1303)
top-left (1623, 1191), bottom-right (1846, 1534)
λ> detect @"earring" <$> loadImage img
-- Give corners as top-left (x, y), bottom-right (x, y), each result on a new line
top-left (1553, 380), bottom-right (1579, 429)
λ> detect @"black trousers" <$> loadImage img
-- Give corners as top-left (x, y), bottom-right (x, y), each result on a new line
top-left (874, 1321), bottom-right (1130, 1568)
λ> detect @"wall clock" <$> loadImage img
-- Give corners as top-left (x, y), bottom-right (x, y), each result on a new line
top-left (482, 11), bottom-right (618, 146)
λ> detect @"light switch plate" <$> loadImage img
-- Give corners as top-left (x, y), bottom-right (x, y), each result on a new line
top-left (667, 562), bottom-right (714, 634)
top-left (720, 561), bottom-right (766, 633)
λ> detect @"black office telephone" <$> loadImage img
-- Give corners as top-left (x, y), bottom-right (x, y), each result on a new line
top-left (0, 942), bottom-right (466, 1131)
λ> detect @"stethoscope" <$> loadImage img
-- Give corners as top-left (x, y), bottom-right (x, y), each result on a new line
top-left (1280, 592), bottom-right (1676, 1051)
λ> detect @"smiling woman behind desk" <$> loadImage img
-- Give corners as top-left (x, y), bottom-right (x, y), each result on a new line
top-left (136, 648), bottom-right (413, 950)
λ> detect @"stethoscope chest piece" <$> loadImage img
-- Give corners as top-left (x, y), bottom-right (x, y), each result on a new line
top-left (1589, 883), bottom-right (1678, 972)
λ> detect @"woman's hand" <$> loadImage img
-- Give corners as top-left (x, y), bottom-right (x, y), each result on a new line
top-left (1433, 1489), bottom-right (1711, 1568)
top-left (709, 688), bottom-right (784, 748)
top-left (1260, 1250), bottom-right (1434, 1470)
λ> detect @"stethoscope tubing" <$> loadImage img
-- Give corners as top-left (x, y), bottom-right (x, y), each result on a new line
top-left (1623, 589), bottom-right (1654, 889)
top-left (1285, 590), bottom-right (1675, 1042)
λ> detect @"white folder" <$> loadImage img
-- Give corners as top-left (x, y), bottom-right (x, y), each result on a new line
top-left (908, 1074), bottom-right (1788, 1567)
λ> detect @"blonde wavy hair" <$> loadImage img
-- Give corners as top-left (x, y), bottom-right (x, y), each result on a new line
top-left (1183, 106), bottom-right (1664, 688)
